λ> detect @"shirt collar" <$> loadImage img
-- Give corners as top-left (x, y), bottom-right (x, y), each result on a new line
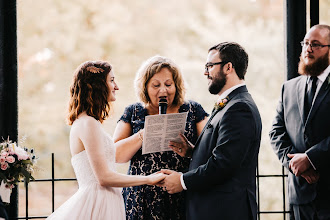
top-left (307, 65), bottom-right (330, 84)
top-left (217, 83), bottom-right (245, 101)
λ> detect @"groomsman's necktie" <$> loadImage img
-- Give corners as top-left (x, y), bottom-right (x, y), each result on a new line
top-left (305, 76), bottom-right (318, 118)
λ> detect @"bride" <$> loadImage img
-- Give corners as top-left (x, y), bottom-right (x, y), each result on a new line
top-left (46, 61), bottom-right (165, 220)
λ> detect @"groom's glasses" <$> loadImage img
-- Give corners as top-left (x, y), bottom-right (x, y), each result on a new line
top-left (205, 61), bottom-right (228, 73)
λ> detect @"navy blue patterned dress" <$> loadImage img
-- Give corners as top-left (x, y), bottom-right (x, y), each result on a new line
top-left (119, 100), bottom-right (208, 220)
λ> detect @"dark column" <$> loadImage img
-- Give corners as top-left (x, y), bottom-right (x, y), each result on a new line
top-left (284, 0), bottom-right (306, 80)
top-left (0, 1), bottom-right (19, 219)
top-left (310, 0), bottom-right (319, 27)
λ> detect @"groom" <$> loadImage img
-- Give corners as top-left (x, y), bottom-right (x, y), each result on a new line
top-left (161, 42), bottom-right (262, 220)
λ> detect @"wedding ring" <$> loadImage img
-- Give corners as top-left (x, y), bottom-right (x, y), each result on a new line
top-left (179, 148), bottom-right (182, 153)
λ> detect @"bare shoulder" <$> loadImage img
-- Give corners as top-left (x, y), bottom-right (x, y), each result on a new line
top-left (70, 115), bottom-right (103, 155)
top-left (71, 115), bottom-right (101, 137)
top-left (74, 115), bottom-right (99, 128)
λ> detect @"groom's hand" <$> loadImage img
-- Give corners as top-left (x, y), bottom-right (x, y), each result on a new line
top-left (161, 169), bottom-right (183, 194)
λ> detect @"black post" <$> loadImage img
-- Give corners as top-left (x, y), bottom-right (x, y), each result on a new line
top-left (284, 0), bottom-right (306, 80)
top-left (0, 1), bottom-right (19, 219)
top-left (310, 0), bottom-right (319, 28)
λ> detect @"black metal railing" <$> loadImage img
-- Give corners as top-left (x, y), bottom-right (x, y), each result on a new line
top-left (18, 154), bottom-right (76, 220)
top-left (17, 153), bottom-right (290, 220)
top-left (256, 164), bottom-right (290, 220)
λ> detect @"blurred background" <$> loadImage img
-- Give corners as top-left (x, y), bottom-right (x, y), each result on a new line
top-left (17, 0), bottom-right (329, 219)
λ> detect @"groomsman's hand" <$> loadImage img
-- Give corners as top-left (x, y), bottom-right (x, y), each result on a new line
top-left (301, 168), bottom-right (320, 184)
top-left (287, 153), bottom-right (311, 176)
top-left (161, 169), bottom-right (183, 194)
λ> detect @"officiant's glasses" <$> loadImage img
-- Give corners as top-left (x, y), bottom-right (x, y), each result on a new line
top-left (300, 41), bottom-right (330, 50)
top-left (205, 61), bottom-right (228, 73)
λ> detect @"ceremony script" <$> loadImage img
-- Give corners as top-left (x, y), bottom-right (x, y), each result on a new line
top-left (142, 112), bottom-right (188, 154)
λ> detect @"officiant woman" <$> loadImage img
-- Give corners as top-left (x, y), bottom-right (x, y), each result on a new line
top-left (113, 55), bottom-right (208, 220)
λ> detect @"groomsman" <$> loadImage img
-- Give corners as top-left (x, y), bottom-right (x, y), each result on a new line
top-left (161, 42), bottom-right (262, 220)
top-left (270, 24), bottom-right (330, 219)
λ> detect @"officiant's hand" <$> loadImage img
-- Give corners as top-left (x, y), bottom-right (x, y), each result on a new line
top-left (160, 169), bottom-right (183, 194)
top-left (169, 133), bottom-right (194, 158)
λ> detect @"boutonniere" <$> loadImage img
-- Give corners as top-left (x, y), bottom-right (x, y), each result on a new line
top-left (214, 96), bottom-right (230, 111)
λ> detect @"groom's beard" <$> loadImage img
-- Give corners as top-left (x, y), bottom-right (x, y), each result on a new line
top-left (298, 51), bottom-right (329, 77)
top-left (208, 69), bottom-right (226, 95)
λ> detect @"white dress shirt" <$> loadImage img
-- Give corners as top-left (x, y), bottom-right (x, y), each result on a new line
top-left (307, 65), bottom-right (330, 106)
top-left (306, 65), bottom-right (330, 170)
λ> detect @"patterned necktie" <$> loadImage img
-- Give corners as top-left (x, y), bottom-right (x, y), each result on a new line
top-left (305, 76), bottom-right (318, 118)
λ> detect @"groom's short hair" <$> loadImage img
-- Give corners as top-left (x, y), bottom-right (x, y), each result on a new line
top-left (209, 42), bottom-right (249, 80)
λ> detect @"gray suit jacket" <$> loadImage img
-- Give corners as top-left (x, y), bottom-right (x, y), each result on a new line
top-left (270, 74), bottom-right (330, 205)
top-left (183, 86), bottom-right (262, 220)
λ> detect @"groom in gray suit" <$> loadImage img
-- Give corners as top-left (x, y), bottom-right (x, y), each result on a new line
top-left (161, 42), bottom-right (262, 220)
top-left (270, 24), bottom-right (330, 220)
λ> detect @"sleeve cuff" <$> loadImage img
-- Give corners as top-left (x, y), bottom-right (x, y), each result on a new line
top-left (180, 173), bottom-right (187, 190)
top-left (306, 153), bottom-right (316, 170)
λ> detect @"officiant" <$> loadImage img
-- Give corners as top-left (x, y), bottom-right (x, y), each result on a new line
top-left (113, 55), bottom-right (208, 220)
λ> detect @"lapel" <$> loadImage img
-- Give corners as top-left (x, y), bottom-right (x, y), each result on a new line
top-left (194, 108), bottom-right (220, 147)
top-left (306, 78), bottom-right (330, 124)
top-left (193, 85), bottom-right (248, 148)
top-left (296, 76), bottom-right (307, 124)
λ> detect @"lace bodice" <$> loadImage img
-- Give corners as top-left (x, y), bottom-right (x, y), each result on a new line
top-left (71, 131), bottom-right (116, 188)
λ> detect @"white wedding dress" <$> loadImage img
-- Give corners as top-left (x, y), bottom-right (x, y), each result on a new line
top-left (46, 126), bottom-right (125, 220)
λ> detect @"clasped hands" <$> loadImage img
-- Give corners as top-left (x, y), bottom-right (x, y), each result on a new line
top-left (151, 134), bottom-right (194, 194)
top-left (287, 153), bottom-right (319, 184)
top-left (149, 169), bottom-right (183, 194)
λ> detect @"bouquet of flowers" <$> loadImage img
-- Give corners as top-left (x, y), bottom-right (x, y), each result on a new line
top-left (0, 139), bottom-right (37, 203)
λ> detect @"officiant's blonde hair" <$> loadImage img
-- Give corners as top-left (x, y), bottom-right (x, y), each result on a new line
top-left (67, 61), bottom-right (112, 125)
top-left (134, 55), bottom-right (186, 106)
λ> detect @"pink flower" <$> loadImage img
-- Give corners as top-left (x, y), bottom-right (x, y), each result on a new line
top-left (6, 156), bottom-right (15, 163)
top-left (1, 152), bottom-right (9, 157)
top-left (1, 163), bottom-right (8, 170)
top-left (5, 183), bottom-right (15, 189)
top-left (222, 99), bottom-right (228, 104)
top-left (0, 156), bottom-right (6, 163)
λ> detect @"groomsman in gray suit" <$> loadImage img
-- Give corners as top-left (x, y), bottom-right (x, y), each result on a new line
top-left (161, 42), bottom-right (262, 220)
top-left (270, 24), bottom-right (330, 220)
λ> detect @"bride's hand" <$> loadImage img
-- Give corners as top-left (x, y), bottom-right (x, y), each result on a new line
top-left (147, 172), bottom-right (166, 185)
top-left (168, 133), bottom-right (193, 158)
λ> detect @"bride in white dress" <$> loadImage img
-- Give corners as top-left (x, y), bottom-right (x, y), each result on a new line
top-left (47, 61), bottom-right (165, 220)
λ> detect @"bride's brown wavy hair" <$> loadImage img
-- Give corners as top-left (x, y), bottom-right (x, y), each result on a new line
top-left (67, 61), bottom-right (112, 125)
